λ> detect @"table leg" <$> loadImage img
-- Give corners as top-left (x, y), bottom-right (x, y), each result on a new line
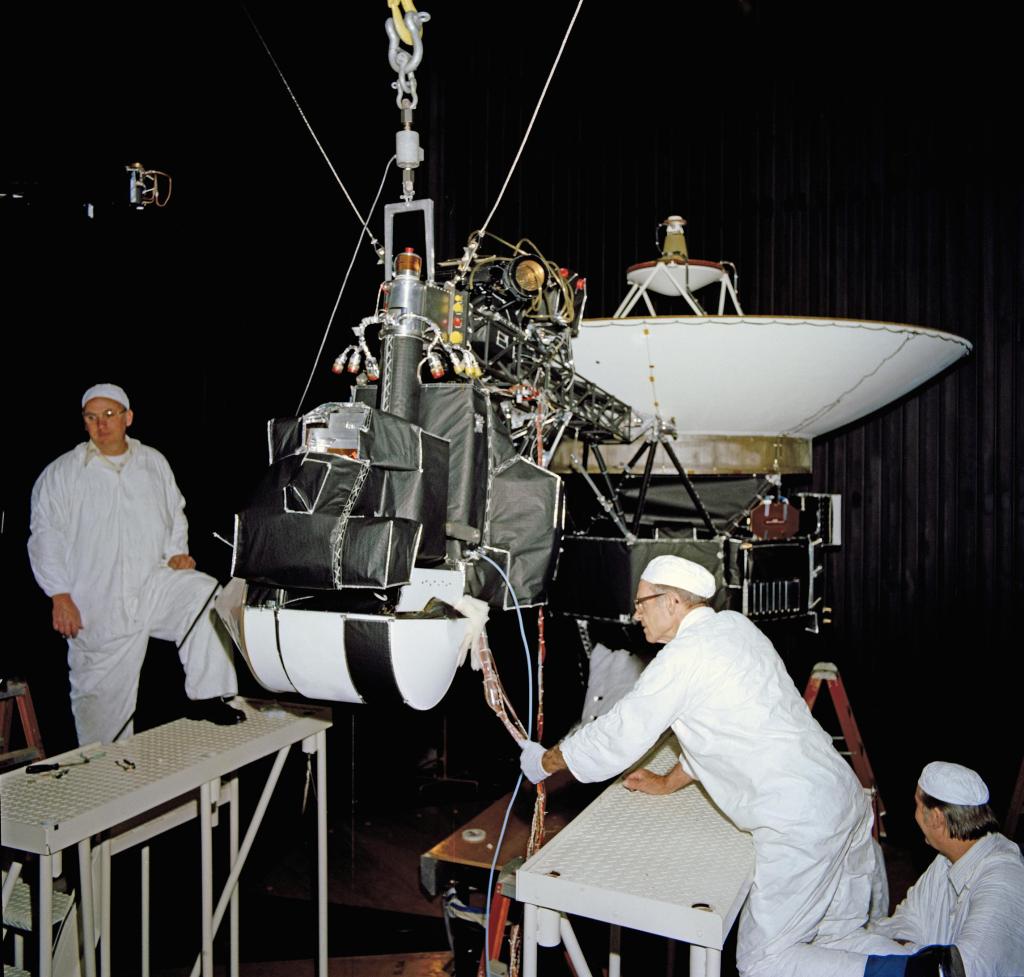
top-left (230, 777), bottom-right (239, 977)
top-left (689, 944), bottom-right (720, 977)
top-left (141, 845), bottom-right (150, 977)
top-left (100, 839), bottom-right (111, 977)
top-left (608, 924), bottom-right (621, 977)
top-left (558, 915), bottom-right (594, 977)
top-left (37, 852), bottom-right (53, 977)
top-left (77, 839), bottom-right (97, 977)
top-left (187, 747), bottom-right (291, 977)
top-left (200, 780), bottom-right (214, 977)
top-left (312, 731), bottom-right (328, 977)
top-left (522, 904), bottom-right (538, 977)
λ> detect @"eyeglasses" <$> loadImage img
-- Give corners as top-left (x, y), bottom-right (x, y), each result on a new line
top-left (82, 408), bottom-right (128, 424)
top-left (633, 592), bottom-right (666, 611)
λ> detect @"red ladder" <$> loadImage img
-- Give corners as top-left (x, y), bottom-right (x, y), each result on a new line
top-left (803, 662), bottom-right (886, 838)
top-left (0, 679), bottom-right (46, 771)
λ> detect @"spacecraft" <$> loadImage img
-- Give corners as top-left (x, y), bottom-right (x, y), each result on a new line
top-left (223, 206), bottom-right (579, 709)
top-left (546, 211), bottom-right (970, 630)
top-left (221, 204), bottom-right (970, 705)
top-left (218, 8), bottom-right (972, 709)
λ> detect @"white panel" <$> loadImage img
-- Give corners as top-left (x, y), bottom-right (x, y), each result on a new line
top-left (395, 567), bottom-right (467, 612)
top-left (390, 617), bottom-right (471, 710)
top-left (239, 607), bottom-right (295, 694)
top-left (276, 608), bottom-right (363, 704)
top-left (575, 316), bottom-right (971, 438)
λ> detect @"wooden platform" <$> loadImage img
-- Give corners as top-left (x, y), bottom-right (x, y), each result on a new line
top-left (420, 773), bottom-right (598, 897)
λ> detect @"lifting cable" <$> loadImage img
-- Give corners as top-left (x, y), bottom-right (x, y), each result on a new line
top-left (242, 5), bottom-right (384, 256)
top-left (457, 0), bottom-right (586, 281)
top-left (294, 155), bottom-right (395, 416)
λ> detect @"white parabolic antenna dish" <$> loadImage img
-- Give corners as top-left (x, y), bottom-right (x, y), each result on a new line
top-left (575, 316), bottom-right (972, 438)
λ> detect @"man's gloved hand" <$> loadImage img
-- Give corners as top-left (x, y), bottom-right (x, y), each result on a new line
top-left (519, 740), bottom-right (551, 784)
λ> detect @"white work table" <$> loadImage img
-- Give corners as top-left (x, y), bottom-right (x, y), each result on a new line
top-left (1, 698), bottom-right (331, 977)
top-left (516, 739), bottom-right (754, 977)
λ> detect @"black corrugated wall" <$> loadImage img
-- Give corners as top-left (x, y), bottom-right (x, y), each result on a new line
top-left (420, 3), bottom-right (1022, 823)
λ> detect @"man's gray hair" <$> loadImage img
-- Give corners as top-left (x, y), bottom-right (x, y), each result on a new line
top-left (920, 790), bottom-right (1000, 841)
top-left (657, 584), bottom-right (710, 609)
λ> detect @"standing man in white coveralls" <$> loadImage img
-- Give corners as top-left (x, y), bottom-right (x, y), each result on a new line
top-left (28, 383), bottom-right (243, 745)
top-left (519, 556), bottom-right (963, 977)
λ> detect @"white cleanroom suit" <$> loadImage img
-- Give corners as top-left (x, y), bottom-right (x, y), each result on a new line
top-left (559, 606), bottom-right (882, 977)
top-left (811, 830), bottom-right (1024, 975)
top-left (28, 438), bottom-right (237, 745)
top-left (864, 831), bottom-right (1024, 977)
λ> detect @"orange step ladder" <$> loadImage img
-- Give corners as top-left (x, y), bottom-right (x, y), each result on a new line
top-left (0, 679), bottom-right (46, 771)
top-left (803, 662), bottom-right (886, 838)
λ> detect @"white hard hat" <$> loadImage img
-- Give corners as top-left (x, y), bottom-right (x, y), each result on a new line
top-left (918, 761), bottom-right (989, 806)
top-left (82, 383), bottom-right (130, 410)
top-left (640, 555), bottom-right (716, 599)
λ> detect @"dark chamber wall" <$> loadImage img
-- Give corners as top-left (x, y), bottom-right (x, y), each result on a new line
top-left (417, 5), bottom-right (1023, 818)
top-left (4, 4), bottom-right (1020, 823)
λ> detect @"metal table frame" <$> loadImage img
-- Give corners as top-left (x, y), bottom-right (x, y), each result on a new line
top-left (1, 699), bottom-right (331, 977)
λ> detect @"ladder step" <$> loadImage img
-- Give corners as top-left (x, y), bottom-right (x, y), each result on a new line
top-left (2, 876), bottom-right (77, 933)
top-left (803, 663), bottom-right (886, 838)
top-left (0, 678), bottom-right (46, 771)
top-left (0, 746), bottom-right (44, 772)
top-left (0, 680), bottom-right (34, 702)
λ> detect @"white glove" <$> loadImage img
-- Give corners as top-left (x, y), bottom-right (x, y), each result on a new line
top-left (519, 740), bottom-right (550, 784)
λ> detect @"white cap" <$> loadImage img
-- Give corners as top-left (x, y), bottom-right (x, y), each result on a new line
top-left (919, 761), bottom-right (989, 806)
top-left (82, 383), bottom-right (130, 410)
top-left (640, 555), bottom-right (716, 599)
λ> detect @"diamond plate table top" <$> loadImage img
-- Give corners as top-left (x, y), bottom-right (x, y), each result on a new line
top-left (1, 699), bottom-right (331, 853)
top-left (516, 738), bottom-right (754, 947)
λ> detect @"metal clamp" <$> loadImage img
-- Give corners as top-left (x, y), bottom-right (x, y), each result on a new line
top-left (386, 11), bottom-right (431, 108)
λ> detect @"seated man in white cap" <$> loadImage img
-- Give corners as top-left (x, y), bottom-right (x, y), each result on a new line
top-left (829, 760), bottom-right (1024, 977)
top-left (28, 383), bottom-right (243, 745)
top-left (519, 554), bottom-right (948, 977)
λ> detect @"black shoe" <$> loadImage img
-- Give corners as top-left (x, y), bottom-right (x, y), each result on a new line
top-left (905, 945), bottom-right (966, 977)
top-left (186, 697), bottom-right (247, 726)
